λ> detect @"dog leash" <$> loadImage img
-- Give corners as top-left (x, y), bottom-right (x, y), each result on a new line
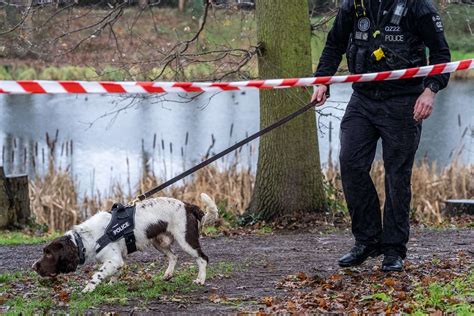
top-left (130, 99), bottom-right (318, 205)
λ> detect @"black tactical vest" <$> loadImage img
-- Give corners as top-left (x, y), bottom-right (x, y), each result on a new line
top-left (347, 0), bottom-right (427, 75)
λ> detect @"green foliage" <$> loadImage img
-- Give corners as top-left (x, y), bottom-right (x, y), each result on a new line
top-left (61, 66), bottom-right (90, 80)
top-left (412, 270), bottom-right (474, 314)
top-left (362, 292), bottom-right (392, 303)
top-left (147, 67), bottom-right (176, 80)
top-left (238, 212), bottom-right (263, 226)
top-left (441, 4), bottom-right (474, 54)
top-left (98, 66), bottom-right (128, 81)
top-left (0, 66), bottom-right (13, 80)
top-left (5, 297), bottom-right (54, 315)
top-left (184, 63), bottom-right (213, 79)
top-left (0, 231), bottom-right (62, 246)
top-left (256, 226), bottom-right (273, 235)
top-left (81, 67), bottom-right (98, 80)
top-left (188, 0), bottom-right (204, 17)
top-left (0, 271), bottom-right (24, 283)
top-left (450, 50), bottom-right (474, 61)
top-left (16, 68), bottom-right (37, 80)
top-left (40, 67), bottom-right (62, 80)
top-left (217, 201), bottom-right (238, 227)
top-left (323, 179), bottom-right (348, 215)
top-left (202, 226), bottom-right (219, 235)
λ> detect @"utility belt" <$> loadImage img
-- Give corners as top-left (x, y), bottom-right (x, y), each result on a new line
top-left (347, 44), bottom-right (425, 74)
top-left (353, 80), bottom-right (424, 100)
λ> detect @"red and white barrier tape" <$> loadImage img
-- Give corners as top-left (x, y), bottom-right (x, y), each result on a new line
top-left (0, 59), bottom-right (472, 94)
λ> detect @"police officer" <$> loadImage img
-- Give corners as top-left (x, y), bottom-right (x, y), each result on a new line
top-left (312, 0), bottom-right (450, 271)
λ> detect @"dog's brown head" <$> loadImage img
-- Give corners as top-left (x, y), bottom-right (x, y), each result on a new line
top-left (32, 236), bottom-right (80, 277)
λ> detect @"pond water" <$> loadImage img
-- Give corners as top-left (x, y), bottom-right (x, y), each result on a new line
top-left (0, 81), bottom-right (472, 194)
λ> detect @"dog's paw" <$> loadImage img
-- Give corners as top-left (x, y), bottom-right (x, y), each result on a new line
top-left (162, 273), bottom-right (173, 281)
top-left (193, 278), bottom-right (205, 286)
top-left (82, 283), bottom-right (96, 293)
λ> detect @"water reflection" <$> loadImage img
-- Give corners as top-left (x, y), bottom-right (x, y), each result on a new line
top-left (0, 82), bottom-right (472, 193)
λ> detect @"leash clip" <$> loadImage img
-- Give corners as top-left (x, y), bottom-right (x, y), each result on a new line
top-left (129, 197), bottom-right (141, 206)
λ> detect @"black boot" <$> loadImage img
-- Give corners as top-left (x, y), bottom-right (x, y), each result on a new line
top-left (338, 244), bottom-right (381, 267)
top-left (382, 255), bottom-right (403, 272)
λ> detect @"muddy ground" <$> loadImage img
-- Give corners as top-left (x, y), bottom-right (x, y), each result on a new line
top-left (1, 228), bottom-right (473, 314)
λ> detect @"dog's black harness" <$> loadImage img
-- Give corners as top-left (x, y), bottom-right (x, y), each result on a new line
top-left (96, 203), bottom-right (137, 255)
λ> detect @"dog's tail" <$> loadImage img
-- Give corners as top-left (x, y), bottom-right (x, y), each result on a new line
top-left (200, 193), bottom-right (219, 226)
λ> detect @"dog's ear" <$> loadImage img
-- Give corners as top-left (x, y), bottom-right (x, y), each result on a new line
top-left (56, 237), bottom-right (80, 274)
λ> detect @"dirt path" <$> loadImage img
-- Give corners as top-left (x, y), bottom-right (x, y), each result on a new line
top-left (1, 228), bottom-right (473, 313)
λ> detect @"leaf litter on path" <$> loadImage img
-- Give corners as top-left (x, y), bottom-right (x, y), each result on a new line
top-left (267, 251), bottom-right (473, 314)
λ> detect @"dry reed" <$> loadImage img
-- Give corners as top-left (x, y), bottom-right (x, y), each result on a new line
top-left (29, 160), bottom-right (80, 232)
top-left (325, 159), bottom-right (473, 224)
top-left (28, 157), bottom-right (472, 232)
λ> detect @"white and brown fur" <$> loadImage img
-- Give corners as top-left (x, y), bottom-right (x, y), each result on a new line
top-left (32, 193), bottom-right (218, 293)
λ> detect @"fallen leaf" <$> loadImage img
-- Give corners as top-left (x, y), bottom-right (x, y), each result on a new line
top-left (384, 278), bottom-right (396, 287)
top-left (262, 296), bottom-right (273, 307)
top-left (58, 291), bottom-right (69, 302)
top-left (297, 272), bottom-right (308, 281)
top-left (287, 300), bottom-right (296, 310)
top-left (208, 293), bottom-right (220, 303)
top-left (393, 291), bottom-right (407, 300)
top-left (318, 298), bottom-right (328, 308)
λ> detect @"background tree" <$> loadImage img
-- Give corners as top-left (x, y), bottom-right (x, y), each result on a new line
top-left (245, 0), bottom-right (326, 222)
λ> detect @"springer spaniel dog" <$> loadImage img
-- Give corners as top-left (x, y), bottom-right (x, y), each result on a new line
top-left (32, 193), bottom-right (219, 293)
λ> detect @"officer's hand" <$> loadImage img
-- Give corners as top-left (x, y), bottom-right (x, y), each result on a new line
top-left (311, 85), bottom-right (328, 107)
top-left (414, 88), bottom-right (436, 121)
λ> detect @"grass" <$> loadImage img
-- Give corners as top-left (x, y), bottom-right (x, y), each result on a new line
top-left (0, 261), bottom-right (234, 314)
top-left (451, 50), bottom-right (474, 61)
top-left (0, 231), bottom-right (62, 246)
top-left (411, 270), bottom-right (474, 315)
top-left (0, 271), bottom-right (27, 284)
top-left (256, 226), bottom-right (273, 235)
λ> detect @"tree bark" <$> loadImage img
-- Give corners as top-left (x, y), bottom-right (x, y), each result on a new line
top-left (6, 174), bottom-right (31, 226)
top-left (178, 0), bottom-right (186, 12)
top-left (0, 167), bottom-right (31, 229)
top-left (246, 0), bottom-right (326, 221)
top-left (0, 167), bottom-right (12, 228)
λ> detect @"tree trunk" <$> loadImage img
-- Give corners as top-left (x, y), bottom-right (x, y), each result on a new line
top-left (0, 167), bottom-right (31, 229)
top-left (246, 0), bottom-right (326, 221)
top-left (178, 0), bottom-right (186, 12)
top-left (0, 167), bottom-right (12, 228)
top-left (6, 174), bottom-right (31, 226)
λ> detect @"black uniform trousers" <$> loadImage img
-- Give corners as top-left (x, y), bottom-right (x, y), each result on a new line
top-left (339, 91), bottom-right (422, 258)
